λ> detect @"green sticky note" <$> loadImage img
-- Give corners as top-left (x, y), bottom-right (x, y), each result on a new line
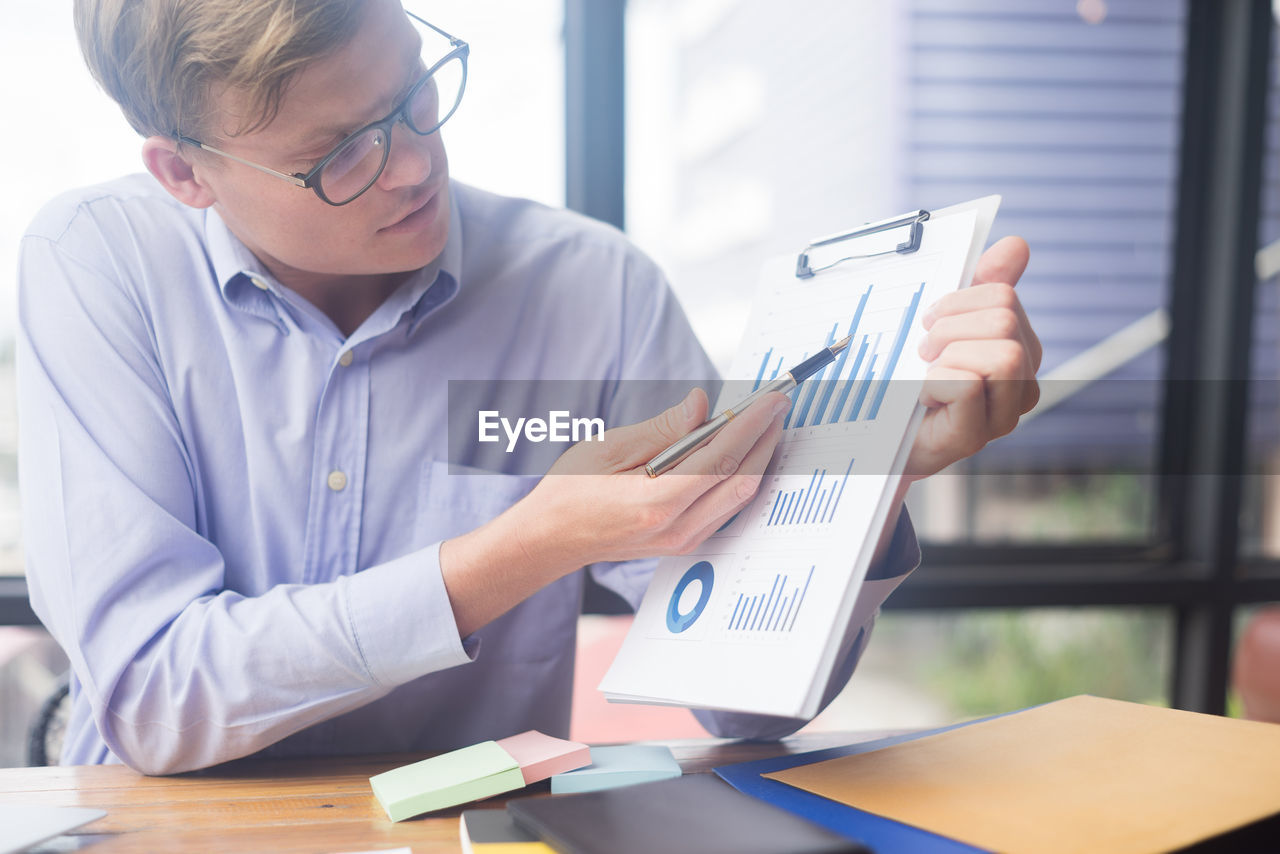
top-left (369, 741), bottom-right (525, 821)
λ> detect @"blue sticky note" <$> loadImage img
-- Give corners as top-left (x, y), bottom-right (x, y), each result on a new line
top-left (550, 744), bottom-right (682, 794)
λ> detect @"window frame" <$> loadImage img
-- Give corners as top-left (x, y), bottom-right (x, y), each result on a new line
top-left (558, 0), bottom-right (1275, 716)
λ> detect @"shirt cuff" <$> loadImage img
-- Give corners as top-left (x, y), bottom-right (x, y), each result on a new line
top-left (846, 509), bottom-right (920, 629)
top-left (342, 541), bottom-right (475, 688)
top-left (865, 505), bottom-right (922, 580)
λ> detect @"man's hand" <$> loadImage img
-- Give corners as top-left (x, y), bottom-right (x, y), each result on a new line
top-left (440, 388), bottom-right (790, 636)
top-left (519, 387), bottom-right (790, 565)
top-left (906, 235), bottom-right (1041, 481)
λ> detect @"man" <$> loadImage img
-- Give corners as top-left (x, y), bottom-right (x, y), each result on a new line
top-left (18, 0), bottom-right (1040, 774)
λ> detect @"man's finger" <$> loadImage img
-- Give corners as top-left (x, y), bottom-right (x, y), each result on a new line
top-left (937, 333), bottom-right (1031, 374)
top-left (919, 365), bottom-right (986, 410)
top-left (923, 282), bottom-right (1024, 325)
top-left (920, 305), bottom-right (1024, 360)
top-left (973, 235), bottom-right (1030, 288)
top-left (595, 386), bottom-right (710, 470)
top-left (937, 341), bottom-right (1032, 436)
top-left (920, 284), bottom-right (1042, 371)
top-left (910, 366), bottom-right (989, 476)
top-left (664, 392), bottom-right (790, 484)
top-left (673, 412), bottom-right (786, 546)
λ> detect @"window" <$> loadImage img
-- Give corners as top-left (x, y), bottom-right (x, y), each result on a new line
top-left (421, 0), bottom-right (564, 206)
top-left (1243, 22), bottom-right (1280, 561)
top-left (627, 0), bottom-right (1184, 546)
top-left (621, 0), bottom-right (1280, 719)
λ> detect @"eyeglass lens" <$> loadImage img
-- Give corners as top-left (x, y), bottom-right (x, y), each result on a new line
top-left (317, 54), bottom-right (466, 204)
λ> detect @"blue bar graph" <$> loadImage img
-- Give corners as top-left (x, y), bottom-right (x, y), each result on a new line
top-left (868, 282), bottom-right (925, 420)
top-left (727, 566), bottom-right (816, 633)
top-left (748, 282), bottom-right (926, 427)
top-left (753, 347), bottom-right (772, 390)
top-left (792, 323), bottom-right (838, 428)
top-left (802, 286), bottom-right (871, 427)
top-left (847, 352), bottom-right (879, 421)
top-left (828, 335), bottom-right (869, 424)
top-left (765, 457), bottom-right (856, 527)
top-left (750, 284), bottom-right (873, 399)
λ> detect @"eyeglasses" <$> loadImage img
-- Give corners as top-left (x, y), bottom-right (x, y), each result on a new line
top-left (175, 11), bottom-right (468, 206)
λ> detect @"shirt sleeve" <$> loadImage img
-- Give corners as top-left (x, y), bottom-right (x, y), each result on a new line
top-left (18, 232), bottom-right (473, 775)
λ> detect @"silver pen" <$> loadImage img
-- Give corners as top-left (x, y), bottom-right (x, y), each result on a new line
top-left (645, 335), bottom-right (852, 477)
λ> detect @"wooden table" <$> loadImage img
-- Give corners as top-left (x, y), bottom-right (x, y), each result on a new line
top-left (0, 731), bottom-right (885, 853)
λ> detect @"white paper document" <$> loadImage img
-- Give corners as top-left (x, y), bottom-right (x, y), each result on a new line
top-left (600, 197), bottom-right (1001, 718)
top-left (0, 804), bottom-right (106, 854)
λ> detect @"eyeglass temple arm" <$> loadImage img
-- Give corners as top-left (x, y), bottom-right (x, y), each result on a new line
top-left (406, 10), bottom-right (465, 48)
top-left (174, 134), bottom-right (308, 187)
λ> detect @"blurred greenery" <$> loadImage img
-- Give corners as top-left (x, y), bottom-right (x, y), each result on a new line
top-left (887, 470), bottom-right (1280, 721)
top-left (920, 610), bottom-right (1169, 716)
top-left (894, 471), bottom-right (1168, 717)
top-left (968, 472), bottom-right (1154, 543)
top-left (1226, 690), bottom-right (1244, 719)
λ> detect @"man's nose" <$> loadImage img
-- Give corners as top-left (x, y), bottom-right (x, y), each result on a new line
top-left (377, 119), bottom-right (435, 190)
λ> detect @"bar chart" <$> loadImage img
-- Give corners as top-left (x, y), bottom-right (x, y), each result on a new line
top-left (723, 565), bottom-right (815, 634)
top-left (750, 281), bottom-right (927, 429)
top-left (765, 457), bottom-right (856, 528)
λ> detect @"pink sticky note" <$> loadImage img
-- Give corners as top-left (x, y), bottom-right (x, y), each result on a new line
top-left (496, 730), bottom-right (592, 785)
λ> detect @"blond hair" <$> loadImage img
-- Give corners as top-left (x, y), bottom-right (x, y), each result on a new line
top-left (74, 0), bottom-right (363, 139)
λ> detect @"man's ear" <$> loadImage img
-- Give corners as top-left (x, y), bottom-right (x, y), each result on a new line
top-left (142, 136), bottom-right (217, 209)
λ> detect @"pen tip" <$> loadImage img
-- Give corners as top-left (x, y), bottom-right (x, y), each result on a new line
top-left (832, 335), bottom-right (852, 354)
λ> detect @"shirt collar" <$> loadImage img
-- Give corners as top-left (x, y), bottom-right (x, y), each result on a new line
top-left (204, 209), bottom-right (290, 333)
top-left (206, 207), bottom-right (268, 298)
top-left (406, 184), bottom-right (463, 335)
top-left (202, 183), bottom-right (464, 337)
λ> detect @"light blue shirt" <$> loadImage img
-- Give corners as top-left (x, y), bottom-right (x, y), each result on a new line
top-left (18, 174), bottom-right (917, 774)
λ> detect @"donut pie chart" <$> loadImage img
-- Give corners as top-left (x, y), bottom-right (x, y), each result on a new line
top-left (666, 560), bottom-right (714, 633)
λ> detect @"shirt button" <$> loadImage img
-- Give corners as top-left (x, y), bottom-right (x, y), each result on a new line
top-left (249, 275), bottom-right (270, 291)
top-left (338, 351), bottom-right (354, 367)
top-left (327, 470), bottom-right (348, 492)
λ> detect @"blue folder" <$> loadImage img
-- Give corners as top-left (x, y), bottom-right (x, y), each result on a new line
top-left (714, 715), bottom-right (1013, 854)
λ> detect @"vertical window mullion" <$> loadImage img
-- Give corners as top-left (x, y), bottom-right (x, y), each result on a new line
top-left (564, 0), bottom-right (626, 230)
top-left (1164, 0), bottom-right (1272, 714)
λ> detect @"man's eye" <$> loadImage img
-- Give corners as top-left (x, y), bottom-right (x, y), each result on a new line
top-left (297, 136), bottom-right (349, 169)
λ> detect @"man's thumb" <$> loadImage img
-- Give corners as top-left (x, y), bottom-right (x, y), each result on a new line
top-left (604, 386), bottom-right (708, 467)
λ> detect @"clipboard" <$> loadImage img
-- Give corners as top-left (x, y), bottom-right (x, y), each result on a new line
top-left (600, 196), bottom-right (1001, 721)
top-left (795, 209), bottom-right (931, 279)
top-left (795, 197), bottom-right (998, 291)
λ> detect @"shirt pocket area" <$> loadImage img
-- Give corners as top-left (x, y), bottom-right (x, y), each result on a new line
top-left (414, 459), bottom-right (543, 546)
top-left (414, 459), bottom-right (580, 665)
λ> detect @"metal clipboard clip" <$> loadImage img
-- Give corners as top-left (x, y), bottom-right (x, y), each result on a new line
top-left (795, 209), bottom-right (931, 279)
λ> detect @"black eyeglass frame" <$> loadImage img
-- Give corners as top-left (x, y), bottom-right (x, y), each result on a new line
top-left (174, 11), bottom-right (468, 207)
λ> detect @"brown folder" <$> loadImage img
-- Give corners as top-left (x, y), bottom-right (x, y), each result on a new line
top-left (766, 695), bottom-right (1280, 854)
